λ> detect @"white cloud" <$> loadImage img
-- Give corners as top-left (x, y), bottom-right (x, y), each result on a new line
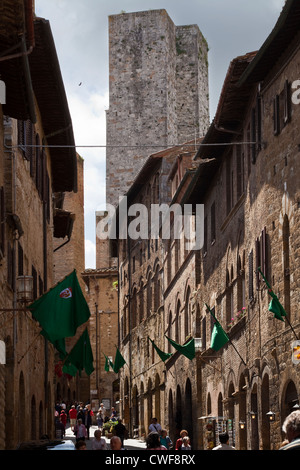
top-left (85, 239), bottom-right (96, 269)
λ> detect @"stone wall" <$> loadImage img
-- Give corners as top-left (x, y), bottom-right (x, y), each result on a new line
top-left (106, 10), bottom-right (209, 207)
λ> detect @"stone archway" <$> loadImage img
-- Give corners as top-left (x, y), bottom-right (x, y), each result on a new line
top-left (282, 380), bottom-right (299, 421)
top-left (31, 395), bottom-right (37, 440)
top-left (250, 383), bottom-right (259, 450)
top-left (154, 373), bottom-right (161, 423)
top-left (168, 388), bottom-right (174, 440)
top-left (261, 373), bottom-right (271, 450)
top-left (18, 372), bottom-right (26, 443)
top-left (184, 378), bottom-right (193, 444)
top-left (132, 384), bottom-right (139, 433)
top-left (175, 385), bottom-right (182, 440)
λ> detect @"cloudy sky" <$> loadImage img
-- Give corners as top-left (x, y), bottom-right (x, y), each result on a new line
top-left (35, 0), bottom-right (285, 268)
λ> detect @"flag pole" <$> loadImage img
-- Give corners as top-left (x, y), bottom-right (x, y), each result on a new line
top-left (257, 267), bottom-right (299, 340)
top-left (205, 303), bottom-right (247, 367)
top-left (228, 339), bottom-right (247, 366)
top-left (283, 314), bottom-right (299, 340)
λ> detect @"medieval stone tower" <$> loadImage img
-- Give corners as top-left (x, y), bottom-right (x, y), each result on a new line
top-left (106, 9), bottom-right (210, 207)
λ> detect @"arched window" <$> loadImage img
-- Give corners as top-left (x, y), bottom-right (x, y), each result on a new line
top-left (175, 299), bottom-right (181, 343)
top-left (184, 286), bottom-right (191, 339)
top-left (131, 287), bottom-right (137, 329)
top-left (167, 310), bottom-right (173, 353)
top-left (147, 272), bottom-right (152, 317)
top-left (139, 281), bottom-right (144, 323)
top-left (153, 265), bottom-right (160, 312)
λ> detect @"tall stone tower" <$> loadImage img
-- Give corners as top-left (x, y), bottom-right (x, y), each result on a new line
top-left (106, 9), bottom-right (209, 207)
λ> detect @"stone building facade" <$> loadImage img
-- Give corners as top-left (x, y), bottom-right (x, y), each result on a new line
top-left (106, 9), bottom-right (209, 207)
top-left (0, 7), bottom-right (78, 449)
top-left (117, 142), bottom-right (201, 441)
top-left (112, 1), bottom-right (300, 451)
top-left (184, 0), bottom-right (300, 450)
top-left (53, 154), bottom-right (92, 406)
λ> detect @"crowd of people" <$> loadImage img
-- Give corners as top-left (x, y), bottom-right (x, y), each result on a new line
top-left (54, 401), bottom-right (300, 451)
top-left (54, 400), bottom-right (126, 450)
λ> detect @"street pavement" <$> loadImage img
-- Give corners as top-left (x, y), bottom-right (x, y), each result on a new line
top-left (64, 424), bottom-right (146, 450)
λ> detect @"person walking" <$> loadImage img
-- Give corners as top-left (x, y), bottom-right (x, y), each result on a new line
top-left (110, 436), bottom-right (123, 450)
top-left (160, 429), bottom-right (173, 449)
top-left (83, 406), bottom-right (93, 439)
top-left (91, 429), bottom-right (107, 450)
top-left (149, 418), bottom-right (162, 435)
top-left (146, 432), bottom-right (167, 450)
top-left (114, 418), bottom-right (126, 448)
top-left (175, 429), bottom-right (188, 450)
top-left (69, 405), bottom-right (77, 432)
top-left (96, 403), bottom-right (106, 430)
top-left (181, 436), bottom-right (191, 450)
top-left (280, 410), bottom-right (300, 450)
top-left (59, 409), bottom-right (67, 436)
top-left (74, 419), bottom-right (87, 443)
top-left (212, 432), bottom-right (236, 450)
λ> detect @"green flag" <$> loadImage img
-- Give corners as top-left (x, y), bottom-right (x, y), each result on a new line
top-left (28, 270), bottom-right (91, 343)
top-left (206, 303), bottom-right (229, 352)
top-left (62, 328), bottom-right (94, 376)
top-left (165, 336), bottom-right (195, 360)
top-left (149, 337), bottom-right (173, 362)
top-left (258, 267), bottom-right (287, 322)
top-left (104, 353), bottom-right (114, 372)
top-left (113, 348), bottom-right (126, 373)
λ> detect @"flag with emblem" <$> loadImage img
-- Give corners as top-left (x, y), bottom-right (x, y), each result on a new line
top-left (28, 270), bottom-right (90, 344)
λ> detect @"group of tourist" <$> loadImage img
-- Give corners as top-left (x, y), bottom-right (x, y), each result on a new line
top-left (54, 401), bottom-right (300, 451)
top-left (146, 418), bottom-right (191, 450)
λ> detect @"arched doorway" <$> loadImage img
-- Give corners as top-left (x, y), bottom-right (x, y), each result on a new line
top-left (140, 382), bottom-right (145, 436)
top-left (184, 379), bottom-right (193, 444)
top-left (227, 382), bottom-right (235, 447)
top-left (238, 375), bottom-right (247, 450)
top-left (31, 395), bottom-right (37, 440)
top-left (175, 385), bottom-right (182, 441)
top-left (132, 384), bottom-right (139, 434)
top-left (154, 374), bottom-right (161, 423)
top-left (250, 383), bottom-right (259, 450)
top-left (168, 388), bottom-right (174, 441)
top-left (282, 380), bottom-right (299, 420)
top-left (261, 373), bottom-right (271, 450)
top-left (123, 376), bottom-right (130, 431)
top-left (18, 372), bottom-right (26, 443)
top-left (147, 378), bottom-right (152, 433)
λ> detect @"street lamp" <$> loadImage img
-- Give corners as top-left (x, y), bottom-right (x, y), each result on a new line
top-left (16, 275), bottom-right (34, 304)
top-left (266, 411), bottom-right (276, 422)
top-left (239, 421), bottom-right (246, 430)
top-left (0, 275), bottom-right (33, 313)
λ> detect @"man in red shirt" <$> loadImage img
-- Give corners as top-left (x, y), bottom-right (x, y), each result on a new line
top-left (69, 405), bottom-right (77, 431)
